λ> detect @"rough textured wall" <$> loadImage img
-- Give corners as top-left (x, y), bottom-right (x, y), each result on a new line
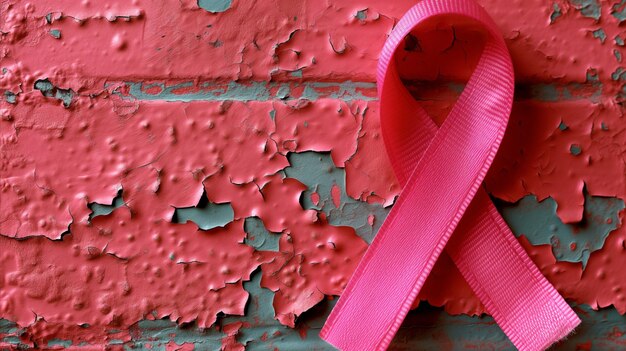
top-left (0, 0), bottom-right (625, 349)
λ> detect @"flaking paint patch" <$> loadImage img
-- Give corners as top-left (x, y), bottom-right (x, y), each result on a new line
top-left (198, 0), bottom-right (232, 13)
top-left (486, 100), bottom-right (625, 224)
top-left (2, 0), bottom-right (624, 84)
top-left (498, 193), bottom-right (625, 266)
top-left (0, 94), bottom-right (370, 344)
top-left (123, 81), bottom-right (378, 102)
top-left (3, 299), bottom-right (623, 349)
top-left (243, 217), bottom-right (280, 252)
top-left (173, 191), bottom-right (235, 231)
top-left (283, 152), bottom-right (390, 243)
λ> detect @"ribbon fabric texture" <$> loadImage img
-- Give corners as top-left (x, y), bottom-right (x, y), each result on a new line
top-left (319, 1), bottom-right (581, 350)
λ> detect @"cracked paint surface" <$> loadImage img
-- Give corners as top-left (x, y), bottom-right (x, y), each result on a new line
top-left (1, 0), bottom-right (625, 349)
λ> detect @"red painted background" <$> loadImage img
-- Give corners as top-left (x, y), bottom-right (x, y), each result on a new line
top-left (1, 0), bottom-right (625, 349)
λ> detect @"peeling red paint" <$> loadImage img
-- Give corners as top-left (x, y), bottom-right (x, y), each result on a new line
top-left (1, 0), bottom-right (625, 347)
top-left (487, 101), bottom-right (625, 224)
top-left (530, 209), bottom-right (626, 314)
top-left (257, 177), bottom-right (366, 326)
top-left (2, 1), bottom-right (623, 84)
top-left (221, 322), bottom-right (245, 351)
top-left (0, 95), bottom-right (366, 343)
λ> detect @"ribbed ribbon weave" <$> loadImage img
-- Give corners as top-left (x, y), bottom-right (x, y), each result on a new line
top-left (319, 1), bottom-right (581, 350)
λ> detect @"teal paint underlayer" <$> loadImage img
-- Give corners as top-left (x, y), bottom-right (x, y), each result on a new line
top-left (124, 81), bottom-right (378, 102)
top-left (592, 28), bottom-right (607, 44)
top-left (124, 81), bottom-right (604, 103)
top-left (4, 91), bottom-right (16, 104)
top-left (33, 78), bottom-right (74, 108)
top-left (612, 0), bottom-right (626, 22)
top-left (3, 150), bottom-right (626, 349)
top-left (4, 275), bottom-right (624, 350)
top-left (197, 0), bottom-right (232, 13)
top-left (125, 269), bottom-right (333, 351)
top-left (49, 29), bottom-right (61, 39)
top-left (89, 190), bottom-right (125, 219)
top-left (550, 2), bottom-right (563, 23)
top-left (569, 0), bottom-right (602, 20)
top-left (173, 192), bottom-right (235, 231)
top-left (47, 338), bottom-right (73, 347)
top-left (497, 193), bottom-right (624, 267)
top-left (283, 152), bottom-right (390, 244)
top-left (90, 189), bottom-right (235, 232)
top-left (355, 9), bottom-right (368, 21)
top-left (243, 217), bottom-right (280, 252)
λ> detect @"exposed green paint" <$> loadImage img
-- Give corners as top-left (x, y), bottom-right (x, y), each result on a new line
top-left (569, 0), bottom-right (602, 20)
top-left (302, 81), bottom-right (376, 101)
top-left (49, 29), bottom-right (61, 39)
top-left (6, 300), bottom-right (621, 349)
top-left (34, 78), bottom-right (74, 108)
top-left (89, 190), bottom-right (124, 219)
top-left (222, 269), bottom-right (335, 350)
top-left (173, 192), bottom-right (234, 231)
top-left (283, 152), bottom-right (390, 243)
top-left (612, 0), bottom-right (626, 22)
top-left (121, 80), bottom-right (610, 103)
top-left (611, 67), bottom-right (626, 81)
top-left (586, 69), bottom-right (600, 82)
top-left (516, 81), bottom-right (602, 102)
top-left (355, 9), bottom-right (368, 21)
top-left (125, 269), bottom-right (334, 350)
top-left (529, 84), bottom-right (561, 102)
top-left (615, 49), bottom-right (623, 63)
top-left (550, 2), bottom-right (563, 23)
top-left (47, 339), bottom-right (72, 347)
top-left (197, 0), bottom-right (232, 13)
top-left (558, 121), bottom-right (568, 131)
top-left (243, 217), bottom-right (280, 251)
top-left (131, 320), bottom-right (224, 350)
top-left (592, 28), bottom-right (607, 43)
top-left (0, 336), bottom-right (21, 345)
top-left (570, 143), bottom-right (582, 155)
top-left (276, 85), bottom-right (290, 99)
top-left (125, 81), bottom-right (377, 102)
top-left (497, 194), bottom-right (624, 267)
top-left (89, 189), bottom-right (236, 232)
top-left (289, 69), bottom-right (303, 78)
top-left (518, 68), bottom-right (601, 103)
top-left (0, 319), bottom-right (23, 346)
top-left (4, 91), bottom-right (16, 104)
top-left (615, 34), bottom-right (625, 46)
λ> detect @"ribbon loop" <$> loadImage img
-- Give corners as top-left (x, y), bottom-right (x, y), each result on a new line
top-left (320, 1), bottom-right (580, 350)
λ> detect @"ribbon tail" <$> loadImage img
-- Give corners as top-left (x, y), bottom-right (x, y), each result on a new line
top-left (447, 189), bottom-right (581, 351)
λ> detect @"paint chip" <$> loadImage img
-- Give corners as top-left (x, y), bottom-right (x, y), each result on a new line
top-left (198, 0), bottom-right (232, 13)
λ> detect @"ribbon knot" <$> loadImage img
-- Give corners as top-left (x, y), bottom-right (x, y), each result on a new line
top-left (320, 1), bottom-right (580, 350)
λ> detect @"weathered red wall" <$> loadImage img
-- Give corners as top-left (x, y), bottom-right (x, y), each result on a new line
top-left (1, 0), bottom-right (625, 349)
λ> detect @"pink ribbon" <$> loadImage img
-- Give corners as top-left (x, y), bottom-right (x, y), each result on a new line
top-left (320, 1), bottom-right (581, 350)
